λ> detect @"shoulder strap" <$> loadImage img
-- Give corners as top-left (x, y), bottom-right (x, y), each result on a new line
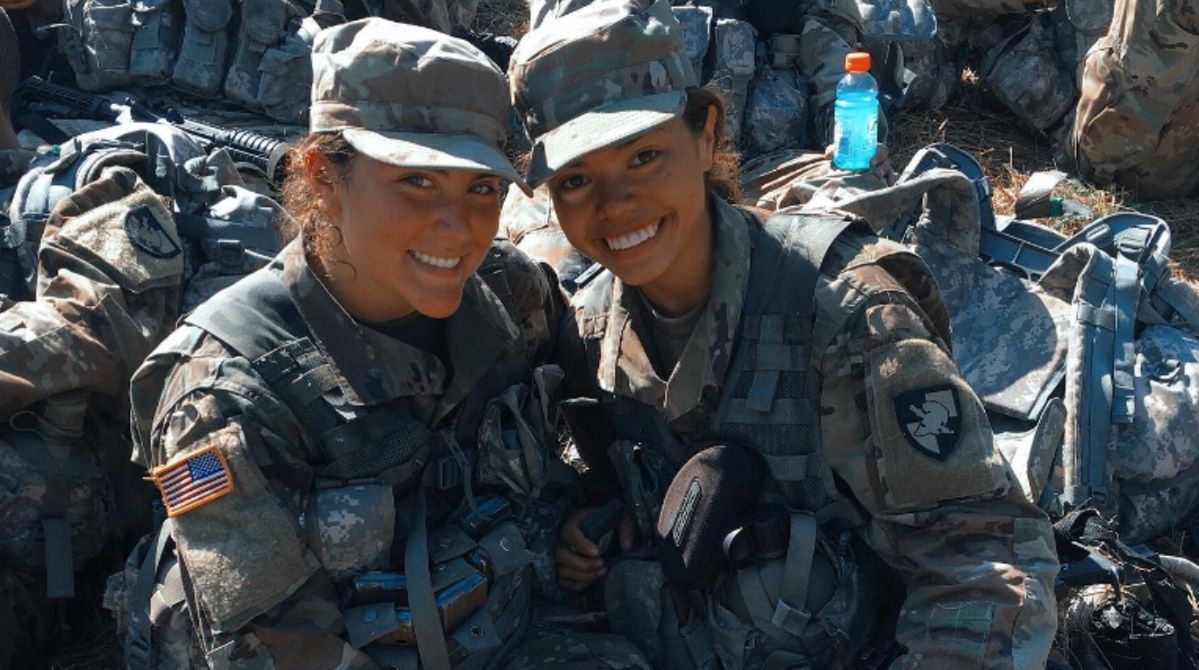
top-left (183, 261), bottom-right (306, 362)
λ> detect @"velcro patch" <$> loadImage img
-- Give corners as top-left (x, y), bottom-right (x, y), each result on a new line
top-left (125, 203), bottom-right (181, 259)
top-left (894, 385), bottom-right (961, 461)
top-left (150, 445), bottom-right (235, 517)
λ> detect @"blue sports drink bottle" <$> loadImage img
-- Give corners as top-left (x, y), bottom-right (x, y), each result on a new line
top-left (832, 52), bottom-right (879, 172)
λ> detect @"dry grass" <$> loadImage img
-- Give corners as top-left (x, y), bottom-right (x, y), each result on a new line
top-left (888, 69), bottom-right (1199, 281)
top-left (472, 0), bottom-right (527, 36)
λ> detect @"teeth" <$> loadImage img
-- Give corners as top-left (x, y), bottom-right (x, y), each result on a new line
top-left (411, 251), bottom-right (462, 269)
top-left (605, 221), bottom-right (661, 251)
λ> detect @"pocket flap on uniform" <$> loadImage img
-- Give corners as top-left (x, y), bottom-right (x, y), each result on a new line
top-left (182, 0), bottom-right (233, 31)
top-left (88, 3), bottom-right (135, 30)
top-left (242, 1), bottom-right (285, 45)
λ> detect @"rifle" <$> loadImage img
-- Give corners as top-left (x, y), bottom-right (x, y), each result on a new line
top-left (12, 76), bottom-right (291, 186)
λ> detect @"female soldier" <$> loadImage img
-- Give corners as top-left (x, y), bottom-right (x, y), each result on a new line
top-left (124, 19), bottom-right (649, 670)
top-left (507, 1), bottom-right (1059, 668)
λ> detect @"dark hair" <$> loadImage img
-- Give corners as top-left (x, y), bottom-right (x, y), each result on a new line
top-left (278, 132), bottom-right (357, 262)
top-left (682, 86), bottom-right (741, 203)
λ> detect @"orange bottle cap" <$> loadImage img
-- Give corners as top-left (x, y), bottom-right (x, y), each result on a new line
top-left (845, 52), bottom-right (871, 73)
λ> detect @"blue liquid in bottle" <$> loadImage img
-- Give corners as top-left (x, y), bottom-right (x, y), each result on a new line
top-left (832, 52), bottom-right (879, 172)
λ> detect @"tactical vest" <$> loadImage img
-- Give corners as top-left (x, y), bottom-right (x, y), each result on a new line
top-left (123, 247), bottom-right (550, 669)
top-left (574, 210), bottom-right (945, 669)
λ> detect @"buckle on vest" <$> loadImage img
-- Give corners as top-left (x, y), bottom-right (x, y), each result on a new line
top-left (771, 597), bottom-right (812, 636)
top-left (429, 455), bottom-right (463, 490)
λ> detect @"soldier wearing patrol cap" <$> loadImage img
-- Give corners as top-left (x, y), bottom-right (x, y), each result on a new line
top-left (506, 0), bottom-right (1059, 668)
top-left (117, 17), bottom-right (651, 670)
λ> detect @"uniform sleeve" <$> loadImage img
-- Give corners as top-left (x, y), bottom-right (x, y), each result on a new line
top-left (139, 359), bottom-right (377, 670)
top-left (817, 284), bottom-right (1058, 670)
top-left (0, 167), bottom-right (183, 417)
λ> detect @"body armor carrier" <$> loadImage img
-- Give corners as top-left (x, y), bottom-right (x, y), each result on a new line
top-left (573, 210), bottom-right (946, 669)
top-left (121, 248), bottom-right (548, 669)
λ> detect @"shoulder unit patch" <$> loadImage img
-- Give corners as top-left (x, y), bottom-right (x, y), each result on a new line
top-left (125, 203), bottom-right (181, 259)
top-left (894, 385), bottom-right (961, 461)
top-left (149, 445), bottom-right (235, 517)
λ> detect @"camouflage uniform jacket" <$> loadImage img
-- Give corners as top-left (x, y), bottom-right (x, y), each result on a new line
top-left (128, 239), bottom-right (564, 668)
top-left (558, 197), bottom-right (1059, 669)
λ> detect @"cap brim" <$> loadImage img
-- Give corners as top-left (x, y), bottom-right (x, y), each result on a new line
top-left (526, 90), bottom-right (686, 188)
top-left (342, 127), bottom-right (531, 195)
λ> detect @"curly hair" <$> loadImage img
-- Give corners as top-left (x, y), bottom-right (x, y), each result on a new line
top-left (682, 86), bottom-right (741, 204)
top-left (277, 132), bottom-right (356, 263)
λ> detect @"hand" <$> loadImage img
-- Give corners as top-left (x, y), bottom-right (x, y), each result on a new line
top-left (554, 506), bottom-right (637, 592)
top-left (824, 143), bottom-right (898, 185)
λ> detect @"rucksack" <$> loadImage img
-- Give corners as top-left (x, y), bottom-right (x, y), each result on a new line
top-left (6, 122), bottom-right (284, 308)
top-left (822, 143), bottom-right (1199, 544)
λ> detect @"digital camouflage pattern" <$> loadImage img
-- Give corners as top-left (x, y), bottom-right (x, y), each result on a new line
top-left (557, 198), bottom-right (1059, 669)
top-left (225, 0), bottom-right (345, 125)
top-left (980, 14), bottom-right (1076, 132)
top-left (1071, 0), bottom-right (1199, 198)
top-left (55, 0), bottom-right (486, 125)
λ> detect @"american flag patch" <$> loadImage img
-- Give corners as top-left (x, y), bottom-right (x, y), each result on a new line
top-left (150, 446), bottom-right (234, 517)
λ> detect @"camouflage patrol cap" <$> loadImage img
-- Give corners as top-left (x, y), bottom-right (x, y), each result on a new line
top-left (310, 18), bottom-right (528, 192)
top-left (509, 0), bottom-right (698, 188)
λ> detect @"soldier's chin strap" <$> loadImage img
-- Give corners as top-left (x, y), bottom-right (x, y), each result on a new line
top-left (407, 472), bottom-right (451, 670)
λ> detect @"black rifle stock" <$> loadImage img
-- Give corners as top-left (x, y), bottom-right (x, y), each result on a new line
top-left (13, 76), bottom-right (290, 185)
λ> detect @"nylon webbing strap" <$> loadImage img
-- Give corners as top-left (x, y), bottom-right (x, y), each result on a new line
top-left (1111, 252), bottom-right (1141, 424)
top-left (127, 519), bottom-right (174, 670)
top-left (770, 512), bottom-right (817, 635)
top-left (1076, 255), bottom-right (1117, 506)
top-left (736, 214), bottom-right (855, 419)
top-left (406, 482), bottom-right (451, 670)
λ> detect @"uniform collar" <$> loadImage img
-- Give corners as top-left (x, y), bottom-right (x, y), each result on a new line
top-left (281, 242), bottom-right (520, 408)
top-left (596, 197), bottom-right (751, 422)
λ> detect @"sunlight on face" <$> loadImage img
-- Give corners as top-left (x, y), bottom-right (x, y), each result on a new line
top-left (546, 114), bottom-right (716, 297)
top-left (320, 155), bottom-right (503, 321)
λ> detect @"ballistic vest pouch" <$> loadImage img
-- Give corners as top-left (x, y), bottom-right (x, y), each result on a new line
top-left (656, 444), bottom-right (766, 590)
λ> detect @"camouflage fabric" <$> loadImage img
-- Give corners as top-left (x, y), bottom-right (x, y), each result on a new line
top-left (311, 18), bottom-right (525, 186)
top-left (502, 620), bottom-right (653, 669)
top-left (123, 238), bottom-right (588, 667)
top-left (0, 166), bottom-right (189, 661)
top-left (509, 0), bottom-right (697, 187)
top-left (1071, 0), bottom-right (1199, 198)
top-left (59, 0), bottom-right (135, 91)
top-left (926, 0), bottom-right (1027, 15)
top-left (856, 0), bottom-right (937, 41)
top-left (0, 564), bottom-right (50, 669)
top-left (556, 197), bottom-right (1059, 668)
top-left (980, 13), bottom-right (1076, 132)
top-left (171, 0), bottom-right (235, 97)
